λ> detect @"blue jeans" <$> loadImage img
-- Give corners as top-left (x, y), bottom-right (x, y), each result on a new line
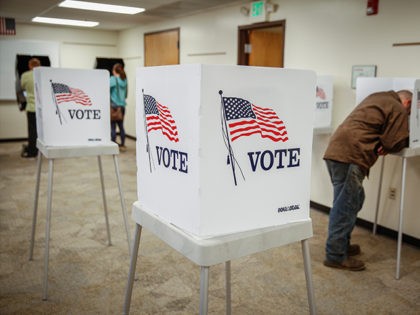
top-left (325, 160), bottom-right (365, 262)
top-left (111, 107), bottom-right (125, 146)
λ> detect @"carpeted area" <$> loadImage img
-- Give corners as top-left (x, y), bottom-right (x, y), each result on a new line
top-left (0, 139), bottom-right (419, 314)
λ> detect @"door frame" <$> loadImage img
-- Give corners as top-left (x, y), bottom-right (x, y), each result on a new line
top-left (237, 20), bottom-right (286, 66)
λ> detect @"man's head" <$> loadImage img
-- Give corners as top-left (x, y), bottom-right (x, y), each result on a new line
top-left (397, 90), bottom-right (412, 114)
top-left (28, 58), bottom-right (41, 70)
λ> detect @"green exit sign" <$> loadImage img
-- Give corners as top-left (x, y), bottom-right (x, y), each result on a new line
top-left (251, 1), bottom-right (265, 18)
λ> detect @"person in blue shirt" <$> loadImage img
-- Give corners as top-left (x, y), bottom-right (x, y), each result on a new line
top-left (110, 63), bottom-right (128, 151)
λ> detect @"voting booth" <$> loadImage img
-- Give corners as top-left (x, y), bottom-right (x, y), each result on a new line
top-left (314, 75), bottom-right (333, 133)
top-left (136, 64), bottom-right (316, 237)
top-left (356, 77), bottom-right (420, 148)
top-left (31, 67), bottom-right (131, 300)
top-left (34, 67), bottom-right (111, 146)
top-left (125, 65), bottom-right (317, 314)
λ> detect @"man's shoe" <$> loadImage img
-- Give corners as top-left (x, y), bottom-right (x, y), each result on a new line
top-left (347, 244), bottom-right (361, 256)
top-left (21, 151), bottom-right (37, 158)
top-left (323, 257), bottom-right (365, 271)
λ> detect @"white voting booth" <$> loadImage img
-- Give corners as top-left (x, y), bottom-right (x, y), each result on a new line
top-left (314, 75), bottom-right (333, 133)
top-left (31, 67), bottom-right (131, 300)
top-left (34, 67), bottom-right (110, 145)
top-left (136, 64), bottom-right (315, 237)
top-left (357, 77), bottom-right (420, 279)
top-left (124, 65), bottom-right (316, 314)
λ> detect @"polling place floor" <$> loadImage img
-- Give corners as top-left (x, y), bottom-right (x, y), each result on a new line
top-left (0, 139), bottom-right (419, 314)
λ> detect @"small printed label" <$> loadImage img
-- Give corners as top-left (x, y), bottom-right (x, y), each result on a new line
top-left (278, 204), bottom-right (300, 213)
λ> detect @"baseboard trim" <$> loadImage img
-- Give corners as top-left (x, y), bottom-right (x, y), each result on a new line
top-left (0, 138), bottom-right (27, 142)
top-left (310, 201), bottom-right (420, 248)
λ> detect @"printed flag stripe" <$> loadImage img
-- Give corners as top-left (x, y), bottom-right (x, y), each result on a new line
top-left (228, 122), bottom-right (289, 142)
top-left (146, 117), bottom-right (179, 136)
top-left (0, 17), bottom-right (16, 35)
top-left (231, 131), bottom-right (288, 142)
top-left (146, 120), bottom-right (179, 141)
top-left (229, 119), bottom-right (285, 129)
top-left (229, 122), bottom-right (287, 137)
top-left (223, 96), bottom-right (288, 142)
top-left (144, 94), bottom-right (179, 142)
top-left (55, 88), bottom-right (92, 106)
top-left (52, 83), bottom-right (92, 106)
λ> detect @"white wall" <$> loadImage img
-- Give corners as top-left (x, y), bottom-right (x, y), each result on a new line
top-left (1, 0), bottom-right (419, 238)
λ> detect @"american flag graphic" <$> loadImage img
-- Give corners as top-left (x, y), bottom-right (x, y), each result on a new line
top-left (222, 96), bottom-right (288, 142)
top-left (144, 94), bottom-right (179, 142)
top-left (0, 17), bottom-right (16, 35)
top-left (52, 83), bottom-right (92, 106)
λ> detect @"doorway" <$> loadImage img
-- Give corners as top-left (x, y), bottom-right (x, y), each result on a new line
top-left (144, 28), bottom-right (180, 66)
top-left (238, 20), bottom-right (285, 67)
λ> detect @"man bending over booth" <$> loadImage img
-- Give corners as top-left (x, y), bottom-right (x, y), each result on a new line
top-left (323, 89), bottom-right (412, 271)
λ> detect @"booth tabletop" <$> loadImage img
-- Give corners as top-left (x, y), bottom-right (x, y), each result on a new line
top-left (132, 201), bottom-right (313, 266)
top-left (392, 146), bottom-right (420, 158)
top-left (36, 139), bottom-right (119, 159)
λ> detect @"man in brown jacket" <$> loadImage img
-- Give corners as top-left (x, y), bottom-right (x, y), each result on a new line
top-left (323, 90), bottom-right (412, 271)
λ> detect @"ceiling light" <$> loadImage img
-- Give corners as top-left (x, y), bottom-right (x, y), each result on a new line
top-left (59, 0), bottom-right (145, 15)
top-left (32, 17), bottom-right (99, 27)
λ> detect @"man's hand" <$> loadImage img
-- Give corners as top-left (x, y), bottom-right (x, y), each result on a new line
top-left (376, 145), bottom-right (388, 156)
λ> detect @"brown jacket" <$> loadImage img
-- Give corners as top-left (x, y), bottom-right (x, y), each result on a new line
top-left (324, 91), bottom-right (409, 175)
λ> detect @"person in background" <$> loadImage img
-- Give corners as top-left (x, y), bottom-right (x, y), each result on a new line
top-left (20, 57), bottom-right (41, 158)
top-left (110, 63), bottom-right (128, 152)
top-left (323, 90), bottom-right (412, 271)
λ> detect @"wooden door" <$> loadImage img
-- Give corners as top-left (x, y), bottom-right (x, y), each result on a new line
top-left (144, 28), bottom-right (179, 66)
top-left (248, 28), bottom-right (283, 67)
top-left (238, 21), bottom-right (285, 67)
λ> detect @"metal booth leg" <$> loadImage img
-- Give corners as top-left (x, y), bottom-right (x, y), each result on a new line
top-left (29, 151), bottom-right (42, 260)
top-left (373, 156), bottom-right (385, 235)
top-left (396, 156), bottom-right (407, 280)
top-left (113, 154), bottom-right (131, 253)
top-left (301, 239), bottom-right (316, 315)
top-left (225, 261), bottom-right (231, 315)
top-left (97, 156), bottom-right (112, 246)
top-left (43, 158), bottom-right (54, 301)
top-left (199, 266), bottom-right (210, 315)
top-left (123, 223), bottom-right (142, 315)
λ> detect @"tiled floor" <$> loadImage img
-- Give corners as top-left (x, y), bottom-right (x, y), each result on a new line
top-left (0, 139), bottom-right (419, 314)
